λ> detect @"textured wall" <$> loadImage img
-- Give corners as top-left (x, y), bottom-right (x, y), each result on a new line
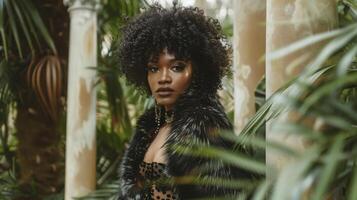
top-left (233, 0), bottom-right (266, 133)
top-left (266, 0), bottom-right (337, 178)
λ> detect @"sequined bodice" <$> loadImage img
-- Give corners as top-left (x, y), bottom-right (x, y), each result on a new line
top-left (139, 161), bottom-right (178, 200)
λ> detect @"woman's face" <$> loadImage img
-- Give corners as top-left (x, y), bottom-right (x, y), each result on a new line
top-left (147, 49), bottom-right (192, 111)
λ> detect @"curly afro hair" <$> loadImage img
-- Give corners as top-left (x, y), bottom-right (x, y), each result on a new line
top-left (118, 3), bottom-right (232, 95)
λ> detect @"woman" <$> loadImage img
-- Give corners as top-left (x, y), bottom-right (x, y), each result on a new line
top-left (118, 3), bottom-right (250, 200)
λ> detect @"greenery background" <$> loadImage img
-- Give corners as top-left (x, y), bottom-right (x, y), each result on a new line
top-left (0, 0), bottom-right (356, 199)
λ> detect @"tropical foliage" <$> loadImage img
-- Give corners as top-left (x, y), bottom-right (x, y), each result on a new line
top-left (1, 0), bottom-right (150, 199)
top-left (1, 0), bottom-right (68, 199)
top-left (1, 0), bottom-right (357, 200)
top-left (199, 1), bottom-right (357, 199)
top-left (94, 0), bottom-right (147, 187)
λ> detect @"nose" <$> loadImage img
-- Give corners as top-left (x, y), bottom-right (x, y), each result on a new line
top-left (158, 68), bottom-right (172, 84)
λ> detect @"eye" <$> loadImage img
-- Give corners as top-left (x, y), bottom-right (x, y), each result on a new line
top-left (171, 62), bottom-right (186, 72)
top-left (147, 65), bottom-right (159, 73)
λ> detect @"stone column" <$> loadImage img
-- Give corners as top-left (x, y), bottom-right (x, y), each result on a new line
top-left (233, 0), bottom-right (266, 133)
top-left (266, 0), bottom-right (337, 178)
top-left (63, 0), bottom-right (99, 199)
top-left (195, 0), bottom-right (213, 16)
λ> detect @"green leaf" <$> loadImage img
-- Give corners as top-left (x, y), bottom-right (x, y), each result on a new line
top-left (348, 154), bottom-right (357, 200)
top-left (220, 131), bottom-right (299, 158)
top-left (271, 146), bottom-right (320, 200)
top-left (337, 44), bottom-right (357, 76)
top-left (0, 0), bottom-right (8, 59)
top-left (5, 0), bottom-right (23, 58)
top-left (267, 24), bottom-right (357, 60)
top-left (11, 0), bottom-right (34, 55)
top-left (238, 66), bottom-right (332, 139)
top-left (328, 98), bottom-right (357, 123)
top-left (239, 97), bottom-right (271, 136)
top-left (75, 181), bottom-right (120, 200)
top-left (306, 25), bottom-right (357, 73)
top-left (311, 135), bottom-right (346, 200)
top-left (177, 144), bottom-right (266, 174)
top-left (271, 122), bottom-right (326, 142)
top-left (252, 180), bottom-right (271, 200)
top-left (175, 175), bottom-right (258, 190)
top-left (17, 1), bottom-right (41, 51)
top-left (301, 72), bottom-right (357, 114)
top-left (19, 0), bottom-right (57, 54)
top-left (0, 0), bottom-right (3, 28)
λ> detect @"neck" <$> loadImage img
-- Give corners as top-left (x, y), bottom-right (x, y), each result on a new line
top-left (164, 105), bottom-right (173, 112)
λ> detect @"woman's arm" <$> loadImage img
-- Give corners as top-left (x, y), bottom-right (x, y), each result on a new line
top-left (118, 108), bottom-right (156, 199)
top-left (118, 131), bottom-right (147, 199)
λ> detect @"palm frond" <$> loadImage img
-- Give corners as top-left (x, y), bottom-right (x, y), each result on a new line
top-left (0, 171), bottom-right (30, 200)
top-left (0, 0), bottom-right (57, 59)
top-left (347, 150), bottom-right (357, 200)
top-left (75, 181), bottom-right (120, 200)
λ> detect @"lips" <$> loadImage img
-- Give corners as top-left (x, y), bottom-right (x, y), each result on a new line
top-left (156, 87), bottom-right (174, 96)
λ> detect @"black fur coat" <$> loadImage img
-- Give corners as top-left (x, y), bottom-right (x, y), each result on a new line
top-left (118, 91), bottom-right (250, 199)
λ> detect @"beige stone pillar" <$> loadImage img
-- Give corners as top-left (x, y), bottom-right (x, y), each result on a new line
top-left (233, 0), bottom-right (266, 133)
top-left (266, 0), bottom-right (337, 177)
top-left (195, 0), bottom-right (207, 10)
top-left (63, 0), bottom-right (99, 199)
top-left (195, 0), bottom-right (210, 14)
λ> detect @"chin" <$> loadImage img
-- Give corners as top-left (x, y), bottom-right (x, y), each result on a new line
top-left (156, 98), bottom-right (176, 108)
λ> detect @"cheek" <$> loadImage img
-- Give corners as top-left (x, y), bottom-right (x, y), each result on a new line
top-left (147, 75), bottom-right (155, 93)
top-left (183, 75), bottom-right (192, 89)
top-left (177, 72), bottom-right (192, 91)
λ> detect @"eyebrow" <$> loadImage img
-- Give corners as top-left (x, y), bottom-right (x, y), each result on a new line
top-left (148, 59), bottom-right (187, 65)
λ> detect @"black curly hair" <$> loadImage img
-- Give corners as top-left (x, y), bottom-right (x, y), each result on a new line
top-left (118, 2), bottom-right (232, 95)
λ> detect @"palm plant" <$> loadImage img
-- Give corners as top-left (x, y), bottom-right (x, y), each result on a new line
top-left (263, 1), bottom-right (356, 199)
top-left (1, 0), bottom-right (150, 199)
top-left (187, 0), bottom-right (357, 199)
top-left (0, 0), bottom-right (69, 198)
top-left (96, 0), bottom-right (143, 172)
